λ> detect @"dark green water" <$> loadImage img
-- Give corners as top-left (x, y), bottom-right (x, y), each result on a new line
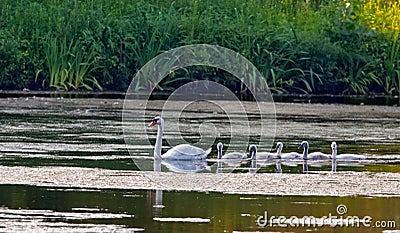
top-left (0, 185), bottom-right (398, 232)
top-left (1, 97), bottom-right (399, 172)
top-left (0, 97), bottom-right (399, 232)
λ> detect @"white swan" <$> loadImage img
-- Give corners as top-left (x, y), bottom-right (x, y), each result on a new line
top-left (249, 144), bottom-right (278, 161)
top-left (248, 144), bottom-right (282, 173)
top-left (250, 144), bottom-right (278, 161)
top-left (275, 142), bottom-right (302, 159)
top-left (148, 116), bottom-right (211, 160)
top-left (331, 142), bottom-right (366, 160)
top-left (217, 142), bottom-right (247, 160)
top-left (298, 141), bottom-right (331, 160)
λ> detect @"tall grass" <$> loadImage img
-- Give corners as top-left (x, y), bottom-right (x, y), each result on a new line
top-left (0, 0), bottom-right (399, 94)
top-left (37, 36), bottom-right (101, 90)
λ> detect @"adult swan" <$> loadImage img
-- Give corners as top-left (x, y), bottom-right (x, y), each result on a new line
top-left (148, 116), bottom-right (211, 160)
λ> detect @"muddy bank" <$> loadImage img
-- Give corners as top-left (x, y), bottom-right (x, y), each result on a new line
top-left (1, 166), bottom-right (399, 197)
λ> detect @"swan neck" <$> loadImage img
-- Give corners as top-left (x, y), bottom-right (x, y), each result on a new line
top-left (154, 123), bottom-right (163, 158)
top-left (277, 147), bottom-right (282, 158)
top-left (217, 148), bottom-right (222, 159)
top-left (332, 148), bottom-right (337, 159)
top-left (251, 150), bottom-right (257, 160)
top-left (332, 159), bottom-right (337, 172)
top-left (303, 147), bottom-right (308, 160)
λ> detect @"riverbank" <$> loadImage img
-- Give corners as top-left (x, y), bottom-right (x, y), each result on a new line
top-left (0, 90), bottom-right (399, 106)
top-left (1, 166), bottom-right (399, 197)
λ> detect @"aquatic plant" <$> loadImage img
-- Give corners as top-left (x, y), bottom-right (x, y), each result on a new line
top-left (37, 36), bottom-right (102, 90)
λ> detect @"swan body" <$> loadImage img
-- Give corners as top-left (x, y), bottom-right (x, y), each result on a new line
top-left (250, 144), bottom-right (278, 160)
top-left (275, 142), bottom-right (302, 159)
top-left (256, 152), bottom-right (279, 160)
top-left (149, 116), bottom-right (211, 160)
top-left (331, 142), bottom-right (366, 161)
top-left (162, 158), bottom-right (208, 173)
top-left (307, 152), bottom-right (331, 160)
top-left (249, 144), bottom-right (277, 161)
top-left (249, 145), bottom-right (280, 172)
top-left (298, 141), bottom-right (331, 160)
top-left (217, 142), bottom-right (247, 160)
top-left (281, 152), bottom-right (302, 159)
top-left (162, 144), bottom-right (211, 160)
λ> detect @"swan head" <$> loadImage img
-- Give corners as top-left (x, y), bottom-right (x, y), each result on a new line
top-left (148, 115), bottom-right (163, 127)
top-left (298, 141), bottom-right (309, 160)
top-left (331, 141), bottom-right (337, 150)
top-left (275, 142), bottom-right (283, 159)
top-left (217, 142), bottom-right (223, 150)
top-left (249, 144), bottom-right (257, 160)
top-left (217, 142), bottom-right (223, 159)
top-left (298, 141), bottom-right (309, 150)
top-left (275, 142), bottom-right (283, 151)
top-left (331, 141), bottom-right (337, 159)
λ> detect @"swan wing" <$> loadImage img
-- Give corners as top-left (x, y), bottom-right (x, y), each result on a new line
top-left (162, 144), bottom-right (210, 160)
top-left (162, 159), bottom-right (208, 173)
top-left (336, 154), bottom-right (366, 160)
top-left (222, 152), bottom-right (246, 160)
top-left (281, 152), bottom-right (302, 160)
top-left (257, 152), bottom-right (277, 160)
top-left (308, 152), bottom-right (331, 160)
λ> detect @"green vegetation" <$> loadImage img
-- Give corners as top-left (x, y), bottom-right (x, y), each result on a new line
top-left (38, 36), bottom-right (102, 90)
top-left (0, 0), bottom-right (399, 94)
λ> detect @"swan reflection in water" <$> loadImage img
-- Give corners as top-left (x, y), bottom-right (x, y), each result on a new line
top-left (149, 159), bottom-right (164, 217)
top-left (147, 188), bottom-right (164, 218)
top-left (148, 156), bottom-right (209, 217)
top-left (161, 158), bottom-right (208, 173)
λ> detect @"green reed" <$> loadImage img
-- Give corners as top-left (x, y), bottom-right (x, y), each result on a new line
top-left (1, 0), bottom-right (399, 94)
top-left (37, 36), bottom-right (101, 90)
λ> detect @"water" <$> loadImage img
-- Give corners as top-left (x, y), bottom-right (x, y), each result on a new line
top-left (0, 97), bottom-right (399, 231)
top-left (0, 97), bottom-right (134, 169)
top-left (273, 94), bottom-right (400, 106)
top-left (0, 185), bottom-right (398, 232)
top-left (1, 97), bottom-right (399, 171)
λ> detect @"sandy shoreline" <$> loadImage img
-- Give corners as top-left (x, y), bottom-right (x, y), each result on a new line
top-left (1, 165), bottom-right (399, 197)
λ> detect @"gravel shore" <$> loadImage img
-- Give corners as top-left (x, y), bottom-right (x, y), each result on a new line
top-left (1, 165), bottom-right (399, 197)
